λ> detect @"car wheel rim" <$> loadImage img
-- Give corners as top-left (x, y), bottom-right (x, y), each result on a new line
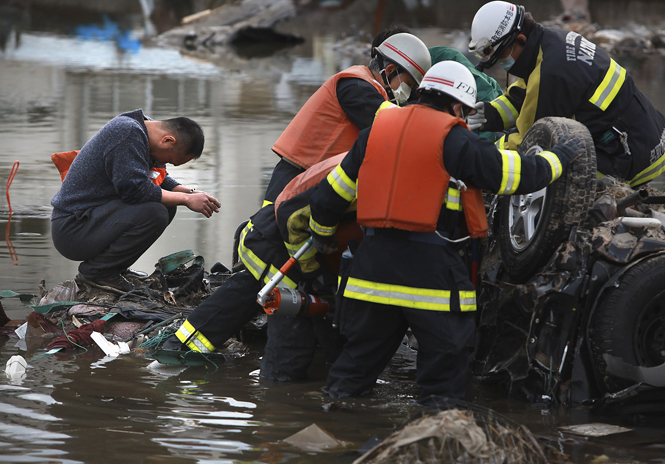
top-left (508, 145), bottom-right (547, 252)
top-left (635, 292), bottom-right (665, 367)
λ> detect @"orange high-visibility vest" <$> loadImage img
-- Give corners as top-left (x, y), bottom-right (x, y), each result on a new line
top-left (51, 150), bottom-right (167, 186)
top-left (358, 104), bottom-right (488, 238)
top-left (271, 65), bottom-right (388, 170)
top-left (51, 150), bottom-right (80, 181)
top-left (274, 152), bottom-right (347, 213)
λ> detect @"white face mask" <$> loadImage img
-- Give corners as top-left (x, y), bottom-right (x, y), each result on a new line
top-left (391, 73), bottom-right (412, 105)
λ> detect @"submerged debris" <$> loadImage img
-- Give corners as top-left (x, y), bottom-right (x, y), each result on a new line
top-left (354, 404), bottom-right (564, 464)
top-left (283, 423), bottom-right (347, 452)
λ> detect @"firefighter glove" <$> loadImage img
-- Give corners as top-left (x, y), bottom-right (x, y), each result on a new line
top-left (466, 102), bottom-right (487, 131)
top-left (553, 134), bottom-right (585, 164)
top-left (312, 234), bottom-right (338, 255)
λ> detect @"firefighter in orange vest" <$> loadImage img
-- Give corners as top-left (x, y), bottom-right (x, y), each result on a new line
top-left (262, 29), bottom-right (431, 206)
top-left (164, 154), bottom-right (361, 381)
top-left (308, 61), bottom-right (584, 403)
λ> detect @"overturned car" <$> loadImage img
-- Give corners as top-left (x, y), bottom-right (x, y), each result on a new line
top-left (474, 117), bottom-right (665, 418)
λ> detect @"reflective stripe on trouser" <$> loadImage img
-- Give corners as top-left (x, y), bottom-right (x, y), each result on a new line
top-left (629, 149), bottom-right (665, 186)
top-left (497, 149), bottom-right (522, 194)
top-left (491, 95), bottom-right (519, 129)
top-left (239, 221), bottom-right (297, 289)
top-left (343, 277), bottom-right (476, 311)
top-left (176, 319), bottom-right (215, 353)
top-left (445, 187), bottom-right (462, 211)
top-left (589, 59), bottom-right (626, 111)
top-left (536, 151), bottom-right (563, 183)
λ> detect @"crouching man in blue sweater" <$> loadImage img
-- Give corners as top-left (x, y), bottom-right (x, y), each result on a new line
top-left (50, 109), bottom-right (220, 294)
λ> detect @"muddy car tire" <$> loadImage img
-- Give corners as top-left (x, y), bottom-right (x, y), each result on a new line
top-left (590, 255), bottom-right (665, 392)
top-left (498, 117), bottom-right (597, 282)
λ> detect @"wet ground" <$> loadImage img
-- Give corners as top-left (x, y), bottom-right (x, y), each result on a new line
top-left (2, 1), bottom-right (665, 462)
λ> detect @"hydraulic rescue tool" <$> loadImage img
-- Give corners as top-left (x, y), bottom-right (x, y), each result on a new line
top-left (256, 238), bottom-right (331, 317)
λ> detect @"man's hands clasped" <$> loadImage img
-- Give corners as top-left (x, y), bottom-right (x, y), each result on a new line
top-left (186, 190), bottom-right (220, 218)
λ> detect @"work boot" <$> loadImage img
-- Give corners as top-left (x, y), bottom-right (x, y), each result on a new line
top-left (122, 268), bottom-right (149, 280)
top-left (76, 273), bottom-right (134, 295)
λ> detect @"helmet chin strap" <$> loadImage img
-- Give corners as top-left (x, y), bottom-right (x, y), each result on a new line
top-left (377, 55), bottom-right (398, 103)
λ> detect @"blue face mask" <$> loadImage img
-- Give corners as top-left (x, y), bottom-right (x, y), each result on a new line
top-left (499, 55), bottom-right (515, 72)
top-left (498, 44), bottom-right (515, 72)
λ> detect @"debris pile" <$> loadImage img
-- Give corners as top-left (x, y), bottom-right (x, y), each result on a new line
top-left (354, 403), bottom-right (566, 464)
top-left (154, 0), bottom-right (304, 59)
top-left (0, 250), bottom-right (254, 364)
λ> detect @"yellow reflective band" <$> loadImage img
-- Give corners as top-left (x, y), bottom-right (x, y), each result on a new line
top-left (284, 240), bottom-right (317, 261)
top-left (498, 149), bottom-right (522, 195)
top-left (343, 277), bottom-right (451, 311)
top-left (176, 319), bottom-right (215, 353)
top-left (264, 264), bottom-right (297, 289)
top-left (537, 151), bottom-right (563, 183)
top-left (375, 101), bottom-right (398, 119)
top-left (459, 291), bottom-right (477, 312)
top-left (629, 151), bottom-right (665, 187)
top-left (327, 164), bottom-right (357, 202)
top-left (238, 223), bottom-right (296, 289)
top-left (491, 96), bottom-right (519, 129)
top-left (309, 216), bottom-right (337, 237)
top-left (262, 199), bottom-right (273, 207)
top-left (589, 59), bottom-right (626, 111)
top-left (238, 221), bottom-right (266, 281)
top-left (495, 135), bottom-right (507, 150)
top-left (445, 187), bottom-right (462, 211)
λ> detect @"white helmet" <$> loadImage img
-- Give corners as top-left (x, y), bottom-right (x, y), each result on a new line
top-left (468, 1), bottom-right (525, 70)
top-left (418, 61), bottom-right (477, 109)
top-left (375, 33), bottom-right (431, 84)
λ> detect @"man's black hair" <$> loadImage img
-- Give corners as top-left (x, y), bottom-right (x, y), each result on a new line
top-left (163, 117), bottom-right (205, 159)
top-left (418, 90), bottom-right (459, 113)
top-left (371, 25), bottom-right (413, 58)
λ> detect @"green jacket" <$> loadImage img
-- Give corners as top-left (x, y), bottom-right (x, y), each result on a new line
top-left (429, 46), bottom-right (503, 141)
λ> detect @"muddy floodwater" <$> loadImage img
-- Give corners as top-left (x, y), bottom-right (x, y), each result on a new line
top-left (2, 1), bottom-right (665, 463)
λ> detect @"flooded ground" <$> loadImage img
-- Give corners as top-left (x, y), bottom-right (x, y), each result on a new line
top-left (2, 1), bottom-right (665, 462)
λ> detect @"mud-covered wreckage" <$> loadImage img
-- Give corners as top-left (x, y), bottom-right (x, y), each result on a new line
top-left (474, 117), bottom-right (665, 418)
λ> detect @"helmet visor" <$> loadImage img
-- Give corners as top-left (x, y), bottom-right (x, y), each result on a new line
top-left (469, 37), bottom-right (495, 63)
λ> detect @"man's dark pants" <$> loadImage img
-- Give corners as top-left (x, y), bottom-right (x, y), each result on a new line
top-left (51, 199), bottom-right (176, 279)
top-left (325, 298), bottom-right (476, 402)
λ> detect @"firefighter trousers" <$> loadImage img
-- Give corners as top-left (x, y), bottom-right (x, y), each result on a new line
top-left (183, 270), bottom-right (263, 350)
top-left (260, 314), bottom-right (345, 382)
top-left (325, 298), bottom-right (475, 402)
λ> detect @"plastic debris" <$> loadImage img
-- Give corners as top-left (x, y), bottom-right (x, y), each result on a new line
top-left (90, 332), bottom-right (130, 357)
top-left (283, 424), bottom-right (346, 452)
top-left (14, 322), bottom-right (27, 339)
top-left (559, 423), bottom-right (632, 437)
top-left (38, 279), bottom-right (79, 305)
top-left (5, 355), bottom-right (27, 380)
top-left (146, 359), bottom-right (187, 376)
